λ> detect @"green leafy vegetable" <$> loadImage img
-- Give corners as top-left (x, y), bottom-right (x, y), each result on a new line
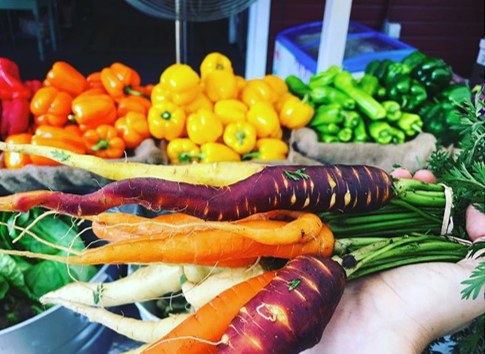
top-left (0, 275), bottom-right (10, 300)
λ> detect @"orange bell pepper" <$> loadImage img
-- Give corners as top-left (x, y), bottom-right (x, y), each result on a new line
top-left (83, 124), bottom-right (126, 159)
top-left (31, 125), bottom-right (86, 166)
top-left (43, 61), bottom-right (88, 97)
top-left (78, 87), bottom-right (107, 97)
top-left (30, 87), bottom-right (73, 127)
top-left (101, 62), bottom-right (146, 100)
top-left (117, 96), bottom-right (151, 117)
top-left (115, 112), bottom-right (150, 149)
top-left (71, 94), bottom-right (117, 131)
top-left (200, 52), bottom-right (233, 79)
top-left (86, 72), bottom-right (105, 89)
top-left (241, 79), bottom-right (276, 106)
top-left (204, 70), bottom-right (238, 102)
top-left (3, 133), bottom-right (32, 169)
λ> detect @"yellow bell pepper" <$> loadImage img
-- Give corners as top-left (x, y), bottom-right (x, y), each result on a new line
top-left (147, 102), bottom-right (186, 141)
top-left (263, 75), bottom-right (288, 97)
top-left (274, 92), bottom-right (295, 113)
top-left (160, 64), bottom-right (200, 105)
top-left (184, 93), bottom-right (214, 115)
top-left (243, 138), bottom-right (289, 161)
top-left (204, 70), bottom-right (238, 102)
top-left (186, 109), bottom-right (223, 145)
top-left (235, 75), bottom-right (246, 92)
top-left (223, 121), bottom-right (257, 155)
top-left (214, 99), bottom-right (248, 126)
top-left (279, 96), bottom-right (315, 129)
top-left (151, 83), bottom-right (170, 106)
top-left (200, 52), bottom-right (233, 79)
top-left (166, 138), bottom-right (201, 164)
top-left (197, 142), bottom-right (241, 163)
top-left (241, 79), bottom-right (276, 106)
top-left (270, 125), bottom-right (283, 140)
top-left (247, 102), bottom-right (280, 138)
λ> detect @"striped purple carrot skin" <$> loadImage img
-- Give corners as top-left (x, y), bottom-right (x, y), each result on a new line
top-left (5, 165), bottom-right (393, 220)
top-left (216, 254), bottom-right (347, 354)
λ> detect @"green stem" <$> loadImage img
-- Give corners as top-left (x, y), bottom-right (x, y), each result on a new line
top-left (348, 255), bottom-right (465, 280)
top-left (390, 199), bottom-right (443, 223)
top-left (124, 85), bottom-right (151, 100)
top-left (330, 212), bottom-right (428, 226)
top-left (91, 139), bottom-right (110, 152)
top-left (242, 151), bottom-right (260, 160)
top-left (329, 218), bottom-right (431, 233)
top-left (393, 178), bottom-right (445, 192)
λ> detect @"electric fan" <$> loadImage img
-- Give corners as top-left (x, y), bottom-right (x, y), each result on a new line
top-left (124, 0), bottom-right (258, 63)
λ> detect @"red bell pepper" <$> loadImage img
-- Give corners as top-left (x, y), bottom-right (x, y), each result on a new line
top-left (24, 80), bottom-right (43, 97)
top-left (0, 58), bottom-right (31, 100)
top-left (1, 98), bottom-right (31, 139)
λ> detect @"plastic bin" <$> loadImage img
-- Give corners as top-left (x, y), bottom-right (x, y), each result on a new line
top-left (273, 21), bottom-right (416, 82)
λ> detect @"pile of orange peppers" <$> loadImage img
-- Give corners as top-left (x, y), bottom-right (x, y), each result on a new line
top-left (156, 53), bottom-right (314, 164)
top-left (2, 52), bottom-right (315, 169)
top-left (3, 61), bottom-right (153, 169)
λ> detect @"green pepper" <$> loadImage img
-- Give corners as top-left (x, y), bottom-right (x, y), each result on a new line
top-left (308, 65), bottom-right (341, 89)
top-left (376, 86), bottom-right (387, 101)
top-left (365, 59), bottom-right (392, 83)
top-left (365, 60), bottom-right (382, 76)
top-left (388, 126), bottom-right (406, 144)
top-left (422, 101), bottom-right (461, 146)
top-left (358, 74), bottom-right (379, 96)
top-left (353, 118), bottom-right (368, 143)
top-left (309, 103), bottom-right (344, 126)
top-left (385, 62), bottom-right (411, 84)
top-left (342, 111), bottom-right (361, 129)
top-left (337, 127), bottom-right (353, 142)
top-left (334, 72), bottom-right (386, 120)
top-left (310, 86), bottom-right (355, 109)
top-left (285, 75), bottom-right (310, 98)
top-left (387, 75), bottom-right (427, 112)
top-left (374, 59), bottom-right (393, 83)
top-left (314, 122), bottom-right (341, 135)
top-left (402, 51), bottom-right (428, 70)
top-left (397, 113), bottom-right (423, 137)
top-left (369, 121), bottom-right (393, 144)
top-left (411, 57), bottom-right (452, 94)
top-left (319, 134), bottom-right (339, 143)
top-left (381, 100), bottom-right (402, 121)
top-left (439, 83), bottom-right (472, 105)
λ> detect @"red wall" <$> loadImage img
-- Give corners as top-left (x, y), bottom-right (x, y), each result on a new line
top-left (267, 0), bottom-right (484, 77)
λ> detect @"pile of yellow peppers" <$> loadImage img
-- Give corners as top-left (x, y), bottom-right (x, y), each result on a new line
top-left (148, 53), bottom-right (315, 164)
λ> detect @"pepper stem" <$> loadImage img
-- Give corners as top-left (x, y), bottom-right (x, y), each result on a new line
top-left (161, 111), bottom-right (172, 120)
top-left (179, 152), bottom-right (204, 163)
top-left (242, 151), bottom-right (260, 160)
top-left (235, 130), bottom-right (246, 145)
top-left (67, 114), bottom-right (77, 124)
top-left (124, 85), bottom-right (151, 100)
top-left (411, 123), bottom-right (423, 133)
top-left (91, 139), bottom-right (110, 152)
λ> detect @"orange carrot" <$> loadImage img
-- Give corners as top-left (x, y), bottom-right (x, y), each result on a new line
top-left (91, 211), bottom-right (323, 245)
top-left (141, 271), bottom-right (277, 354)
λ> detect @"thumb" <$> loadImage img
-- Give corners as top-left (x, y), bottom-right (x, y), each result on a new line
top-left (466, 205), bottom-right (485, 242)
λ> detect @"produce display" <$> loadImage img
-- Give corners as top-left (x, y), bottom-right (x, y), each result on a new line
top-left (0, 44), bottom-right (483, 354)
top-left (292, 51), bottom-right (472, 147)
top-left (1, 53), bottom-right (313, 170)
top-left (0, 87), bottom-right (482, 353)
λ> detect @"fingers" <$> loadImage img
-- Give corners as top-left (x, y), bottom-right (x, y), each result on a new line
top-left (466, 205), bottom-right (485, 242)
top-left (390, 167), bottom-right (436, 183)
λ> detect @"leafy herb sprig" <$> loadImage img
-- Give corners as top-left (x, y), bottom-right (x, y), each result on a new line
top-left (425, 86), bottom-right (485, 354)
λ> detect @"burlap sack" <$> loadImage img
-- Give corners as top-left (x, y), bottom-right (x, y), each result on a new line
top-left (0, 139), bottom-right (168, 195)
top-left (288, 128), bottom-right (438, 173)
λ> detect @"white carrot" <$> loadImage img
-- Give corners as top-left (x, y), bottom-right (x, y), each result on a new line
top-left (182, 265), bottom-right (265, 309)
top-left (46, 298), bottom-right (189, 343)
top-left (40, 264), bottom-right (183, 307)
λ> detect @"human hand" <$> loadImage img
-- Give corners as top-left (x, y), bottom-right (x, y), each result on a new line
top-left (302, 168), bottom-right (485, 354)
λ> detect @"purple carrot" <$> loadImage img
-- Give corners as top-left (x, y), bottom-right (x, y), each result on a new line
top-left (0, 165), bottom-right (393, 221)
top-left (217, 254), bottom-right (346, 353)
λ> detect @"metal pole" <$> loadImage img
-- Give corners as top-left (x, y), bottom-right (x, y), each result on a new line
top-left (245, 0), bottom-right (272, 79)
top-left (316, 0), bottom-right (353, 73)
